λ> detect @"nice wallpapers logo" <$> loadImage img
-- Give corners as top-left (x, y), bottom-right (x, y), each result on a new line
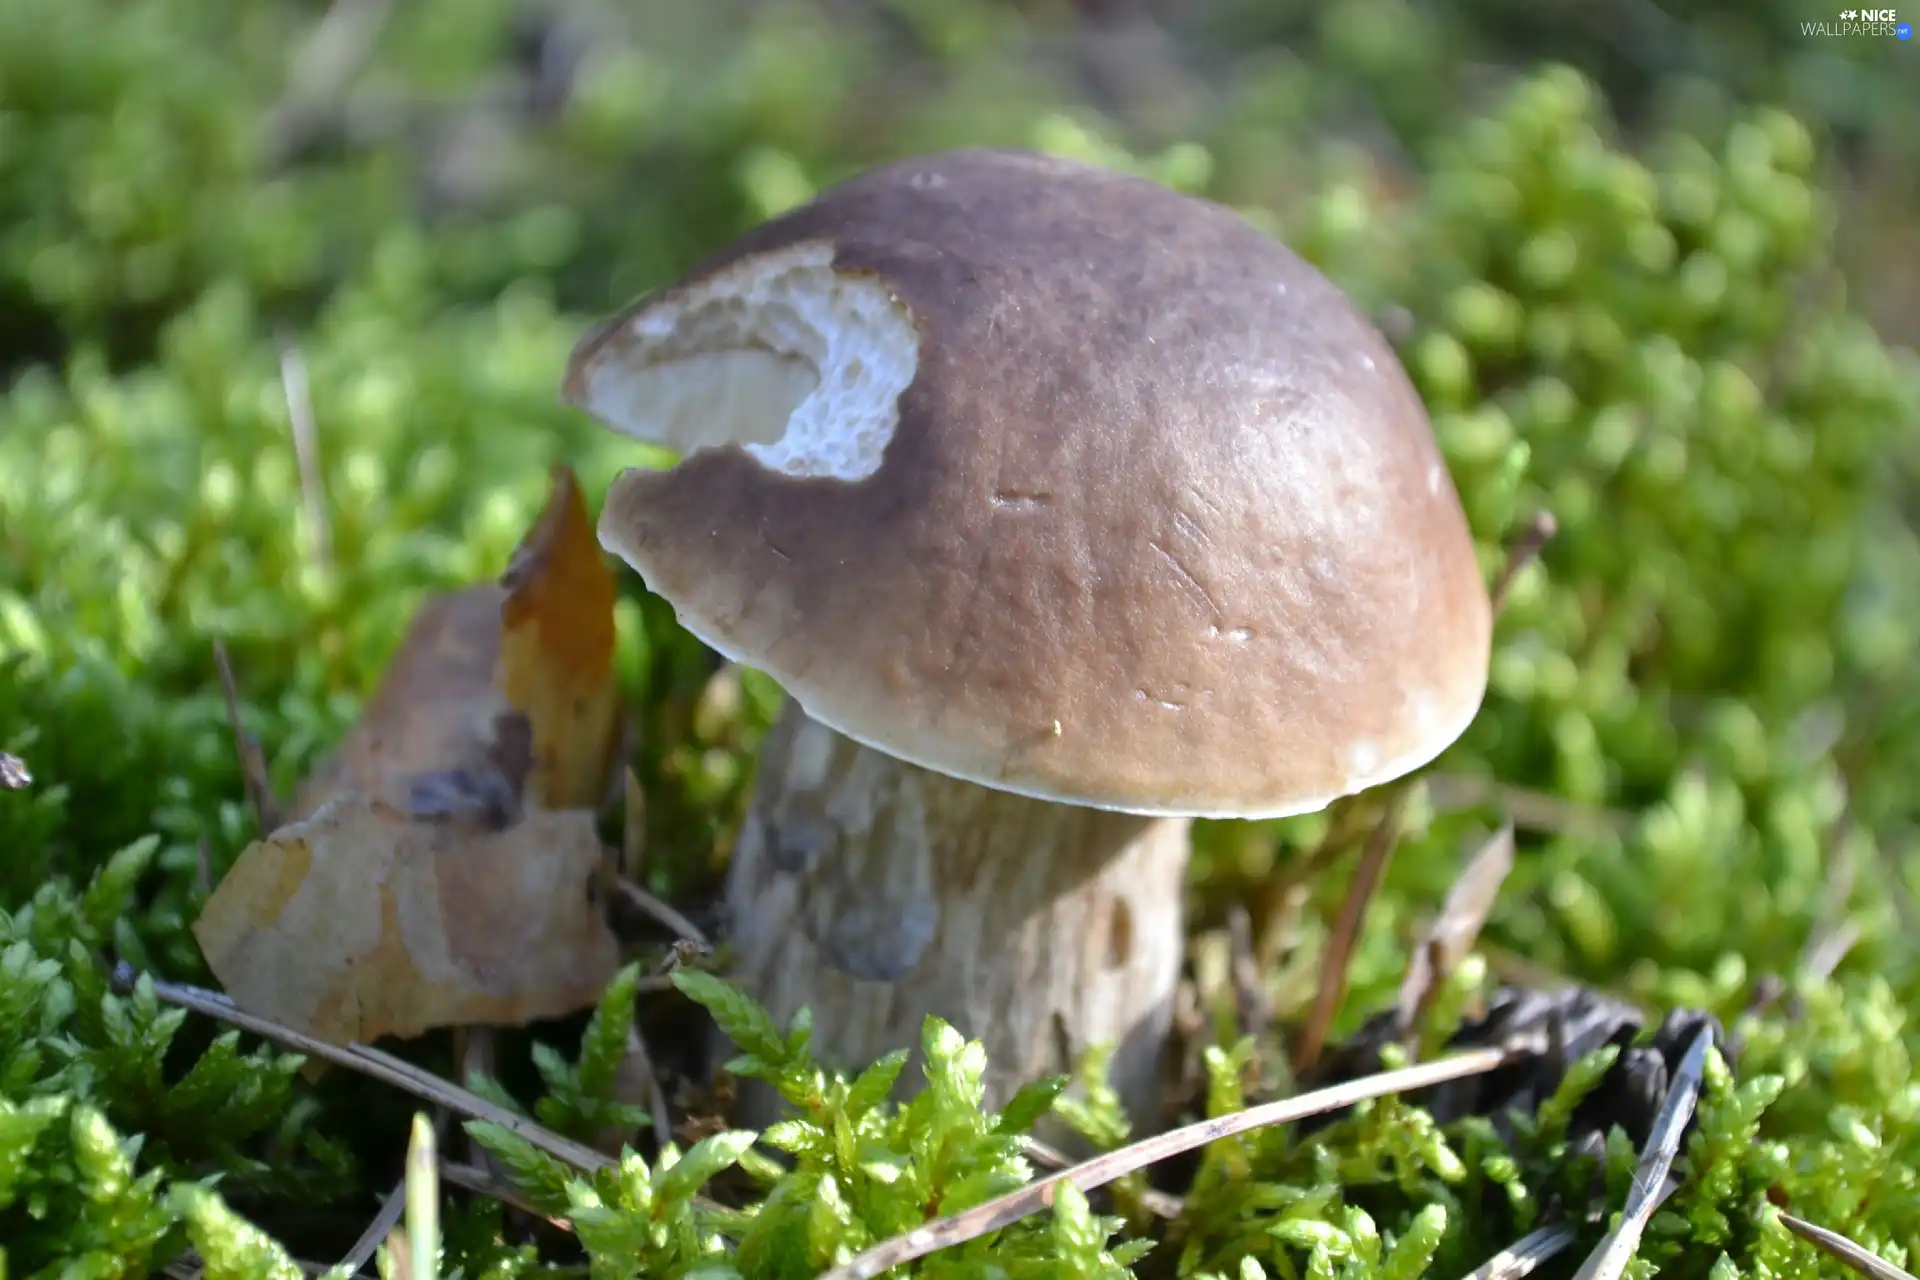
top-left (1803, 7), bottom-right (1913, 35)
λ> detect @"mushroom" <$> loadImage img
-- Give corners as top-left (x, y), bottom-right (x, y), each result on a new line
top-left (562, 148), bottom-right (1492, 1129)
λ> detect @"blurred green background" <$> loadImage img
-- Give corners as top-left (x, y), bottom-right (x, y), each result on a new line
top-left (2, 0), bottom-right (1919, 1273)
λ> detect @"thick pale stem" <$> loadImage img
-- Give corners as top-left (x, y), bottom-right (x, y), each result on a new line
top-left (722, 699), bottom-right (1191, 1131)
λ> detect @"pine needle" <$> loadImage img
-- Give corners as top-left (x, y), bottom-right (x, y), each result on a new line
top-left (1460, 1223), bottom-right (1580, 1280)
top-left (610, 872), bottom-right (711, 947)
top-left (212, 638), bottom-right (278, 835)
top-left (1491, 509), bottom-right (1558, 613)
top-left (1017, 1136), bottom-right (1184, 1219)
top-left (1294, 783), bottom-right (1411, 1072)
top-left (1777, 1211), bottom-right (1919, 1280)
top-left (1568, 1024), bottom-right (1714, 1280)
top-left (817, 1045), bottom-right (1514, 1280)
top-left (277, 335), bottom-right (333, 576)
top-left (1395, 822), bottom-right (1515, 1043)
top-left (339, 1178), bottom-right (407, 1276)
top-left (438, 1161), bottom-right (574, 1231)
top-left (136, 970), bottom-right (614, 1174)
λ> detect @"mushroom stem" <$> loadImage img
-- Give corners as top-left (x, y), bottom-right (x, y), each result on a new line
top-left (723, 698), bottom-right (1190, 1132)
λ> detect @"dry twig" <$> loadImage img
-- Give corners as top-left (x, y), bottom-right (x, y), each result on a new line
top-left (439, 1160), bottom-right (573, 1231)
top-left (277, 337), bottom-right (334, 576)
top-left (1491, 510), bottom-right (1559, 614)
top-left (1395, 823), bottom-right (1515, 1046)
top-left (818, 1046), bottom-right (1515, 1280)
top-left (1797, 798), bottom-right (1864, 983)
top-left (1253, 794), bottom-right (1373, 969)
top-left (212, 638), bottom-right (279, 834)
top-left (624, 1025), bottom-right (674, 1153)
top-left (1017, 1137), bottom-right (1184, 1220)
top-left (1294, 784), bottom-right (1411, 1073)
top-left (193, 837), bottom-right (214, 898)
top-left (165, 1251), bottom-right (332, 1279)
top-left (339, 1178), bottom-right (409, 1276)
top-left (611, 873), bottom-right (711, 947)
top-left (1800, 919), bottom-right (1862, 985)
top-left (136, 971), bottom-right (614, 1173)
top-left (1460, 1223), bottom-right (1581, 1280)
top-left (1226, 903), bottom-right (1270, 1039)
top-left (620, 766), bottom-right (647, 880)
top-left (1777, 1210), bottom-right (1919, 1280)
top-left (342, 1113), bottom-right (449, 1275)
top-left (1425, 773), bottom-right (1632, 838)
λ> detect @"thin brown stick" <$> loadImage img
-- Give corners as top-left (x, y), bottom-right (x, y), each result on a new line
top-left (438, 1160), bottom-right (574, 1231)
top-left (1800, 920), bottom-right (1862, 985)
top-left (624, 1026), bottom-right (674, 1152)
top-left (212, 639), bottom-right (278, 834)
top-left (277, 337), bottom-right (333, 575)
top-left (1777, 1210), bottom-right (1920, 1280)
top-left (138, 972), bottom-right (613, 1173)
top-left (612, 874), bottom-right (710, 947)
top-left (339, 1177), bottom-right (408, 1276)
top-left (1017, 1137), bottom-right (1184, 1219)
top-left (1491, 510), bottom-right (1559, 614)
top-left (1294, 784), bottom-right (1411, 1073)
top-left (620, 768), bottom-right (648, 880)
top-left (1798, 798), bottom-right (1863, 982)
top-left (342, 1112), bottom-right (451, 1275)
top-left (1460, 1223), bottom-right (1581, 1280)
top-left (1425, 774), bottom-right (1631, 838)
top-left (1396, 823), bottom-right (1515, 1046)
top-left (193, 838), bottom-right (214, 898)
top-left (818, 1046), bottom-right (1515, 1280)
top-left (1226, 904), bottom-right (1271, 1040)
top-left (164, 1251), bottom-right (332, 1280)
top-left (1253, 793), bottom-right (1373, 970)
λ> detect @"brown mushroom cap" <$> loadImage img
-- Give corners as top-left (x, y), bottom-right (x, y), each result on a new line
top-left (565, 148), bottom-right (1492, 818)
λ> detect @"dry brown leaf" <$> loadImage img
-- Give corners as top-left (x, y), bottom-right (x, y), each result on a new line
top-left (498, 465), bottom-right (622, 811)
top-left (194, 465), bottom-right (630, 1050)
top-left (287, 466), bottom-right (621, 821)
top-left (288, 585), bottom-right (513, 822)
top-left (191, 791), bottom-right (620, 1046)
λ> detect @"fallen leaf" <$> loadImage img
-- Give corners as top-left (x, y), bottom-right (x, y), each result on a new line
top-left (195, 465), bottom-right (632, 1050)
top-left (192, 789), bottom-right (621, 1046)
top-left (498, 465), bottom-right (623, 811)
top-left (288, 584), bottom-right (514, 822)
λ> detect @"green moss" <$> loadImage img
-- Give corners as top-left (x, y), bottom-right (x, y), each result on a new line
top-left (2, 1), bottom-right (1918, 1274)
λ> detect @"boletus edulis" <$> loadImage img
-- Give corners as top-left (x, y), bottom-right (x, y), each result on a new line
top-left (563, 148), bottom-right (1492, 1130)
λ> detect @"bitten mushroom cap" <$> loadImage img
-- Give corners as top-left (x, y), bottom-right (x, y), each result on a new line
top-left (565, 147), bottom-right (1493, 818)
